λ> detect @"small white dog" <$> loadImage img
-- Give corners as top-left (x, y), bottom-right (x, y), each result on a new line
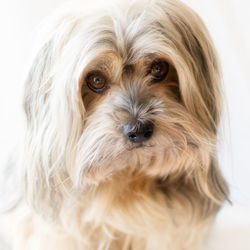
top-left (1, 0), bottom-right (229, 249)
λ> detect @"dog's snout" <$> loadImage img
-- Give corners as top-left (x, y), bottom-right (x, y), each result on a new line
top-left (123, 121), bottom-right (154, 143)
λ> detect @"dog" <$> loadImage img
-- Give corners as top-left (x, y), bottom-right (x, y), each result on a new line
top-left (1, 0), bottom-right (229, 249)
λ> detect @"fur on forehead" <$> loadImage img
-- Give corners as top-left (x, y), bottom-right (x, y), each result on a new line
top-left (35, 0), bottom-right (220, 126)
top-left (47, 0), bottom-right (187, 67)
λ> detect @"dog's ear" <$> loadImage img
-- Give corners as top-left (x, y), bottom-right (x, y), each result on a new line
top-left (163, 1), bottom-right (222, 134)
top-left (162, 1), bottom-right (228, 203)
top-left (21, 14), bottom-right (84, 216)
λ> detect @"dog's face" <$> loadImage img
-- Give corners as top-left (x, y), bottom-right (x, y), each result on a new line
top-left (23, 0), bottom-right (225, 209)
top-left (80, 53), bottom-right (182, 179)
top-left (79, 51), bottom-right (206, 183)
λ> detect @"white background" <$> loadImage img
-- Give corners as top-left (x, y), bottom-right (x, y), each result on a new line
top-left (0, 0), bottom-right (249, 249)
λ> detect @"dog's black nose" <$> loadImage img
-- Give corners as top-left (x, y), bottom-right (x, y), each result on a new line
top-left (123, 121), bottom-right (154, 143)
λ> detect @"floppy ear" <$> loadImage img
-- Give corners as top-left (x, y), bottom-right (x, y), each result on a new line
top-left (21, 14), bottom-right (85, 216)
top-left (163, 1), bottom-right (228, 204)
top-left (163, 0), bottom-right (222, 133)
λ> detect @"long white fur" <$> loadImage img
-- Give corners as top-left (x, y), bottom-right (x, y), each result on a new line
top-left (0, 0), bottom-right (228, 249)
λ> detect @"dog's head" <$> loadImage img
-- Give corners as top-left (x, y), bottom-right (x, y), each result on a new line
top-left (22, 0), bottom-right (227, 212)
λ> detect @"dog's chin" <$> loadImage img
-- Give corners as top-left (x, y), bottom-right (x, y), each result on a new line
top-left (80, 143), bottom-right (156, 184)
top-left (93, 143), bottom-right (177, 183)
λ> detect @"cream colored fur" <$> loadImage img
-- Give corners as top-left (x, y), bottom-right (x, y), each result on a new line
top-left (1, 0), bottom-right (228, 249)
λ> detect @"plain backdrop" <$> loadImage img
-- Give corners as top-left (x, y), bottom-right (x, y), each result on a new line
top-left (0, 0), bottom-right (249, 249)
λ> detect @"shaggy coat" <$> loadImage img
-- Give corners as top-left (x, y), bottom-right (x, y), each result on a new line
top-left (1, 0), bottom-right (228, 249)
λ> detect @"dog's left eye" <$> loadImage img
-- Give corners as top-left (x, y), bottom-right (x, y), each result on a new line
top-left (149, 60), bottom-right (169, 82)
top-left (86, 71), bottom-right (107, 93)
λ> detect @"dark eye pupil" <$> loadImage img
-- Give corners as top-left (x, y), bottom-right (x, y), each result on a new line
top-left (152, 65), bottom-right (162, 75)
top-left (94, 77), bottom-right (101, 84)
top-left (155, 65), bottom-right (162, 72)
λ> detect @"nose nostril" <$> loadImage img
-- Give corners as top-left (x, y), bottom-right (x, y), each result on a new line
top-left (128, 133), bottom-right (137, 139)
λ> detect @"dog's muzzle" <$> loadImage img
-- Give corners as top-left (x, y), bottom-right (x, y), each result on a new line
top-left (123, 121), bottom-right (154, 143)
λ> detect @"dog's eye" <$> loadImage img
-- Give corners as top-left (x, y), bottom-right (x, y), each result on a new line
top-left (86, 71), bottom-right (107, 93)
top-left (149, 60), bottom-right (169, 82)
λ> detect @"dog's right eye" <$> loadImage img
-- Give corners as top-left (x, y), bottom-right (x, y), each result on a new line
top-left (149, 60), bottom-right (169, 83)
top-left (86, 71), bottom-right (108, 93)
